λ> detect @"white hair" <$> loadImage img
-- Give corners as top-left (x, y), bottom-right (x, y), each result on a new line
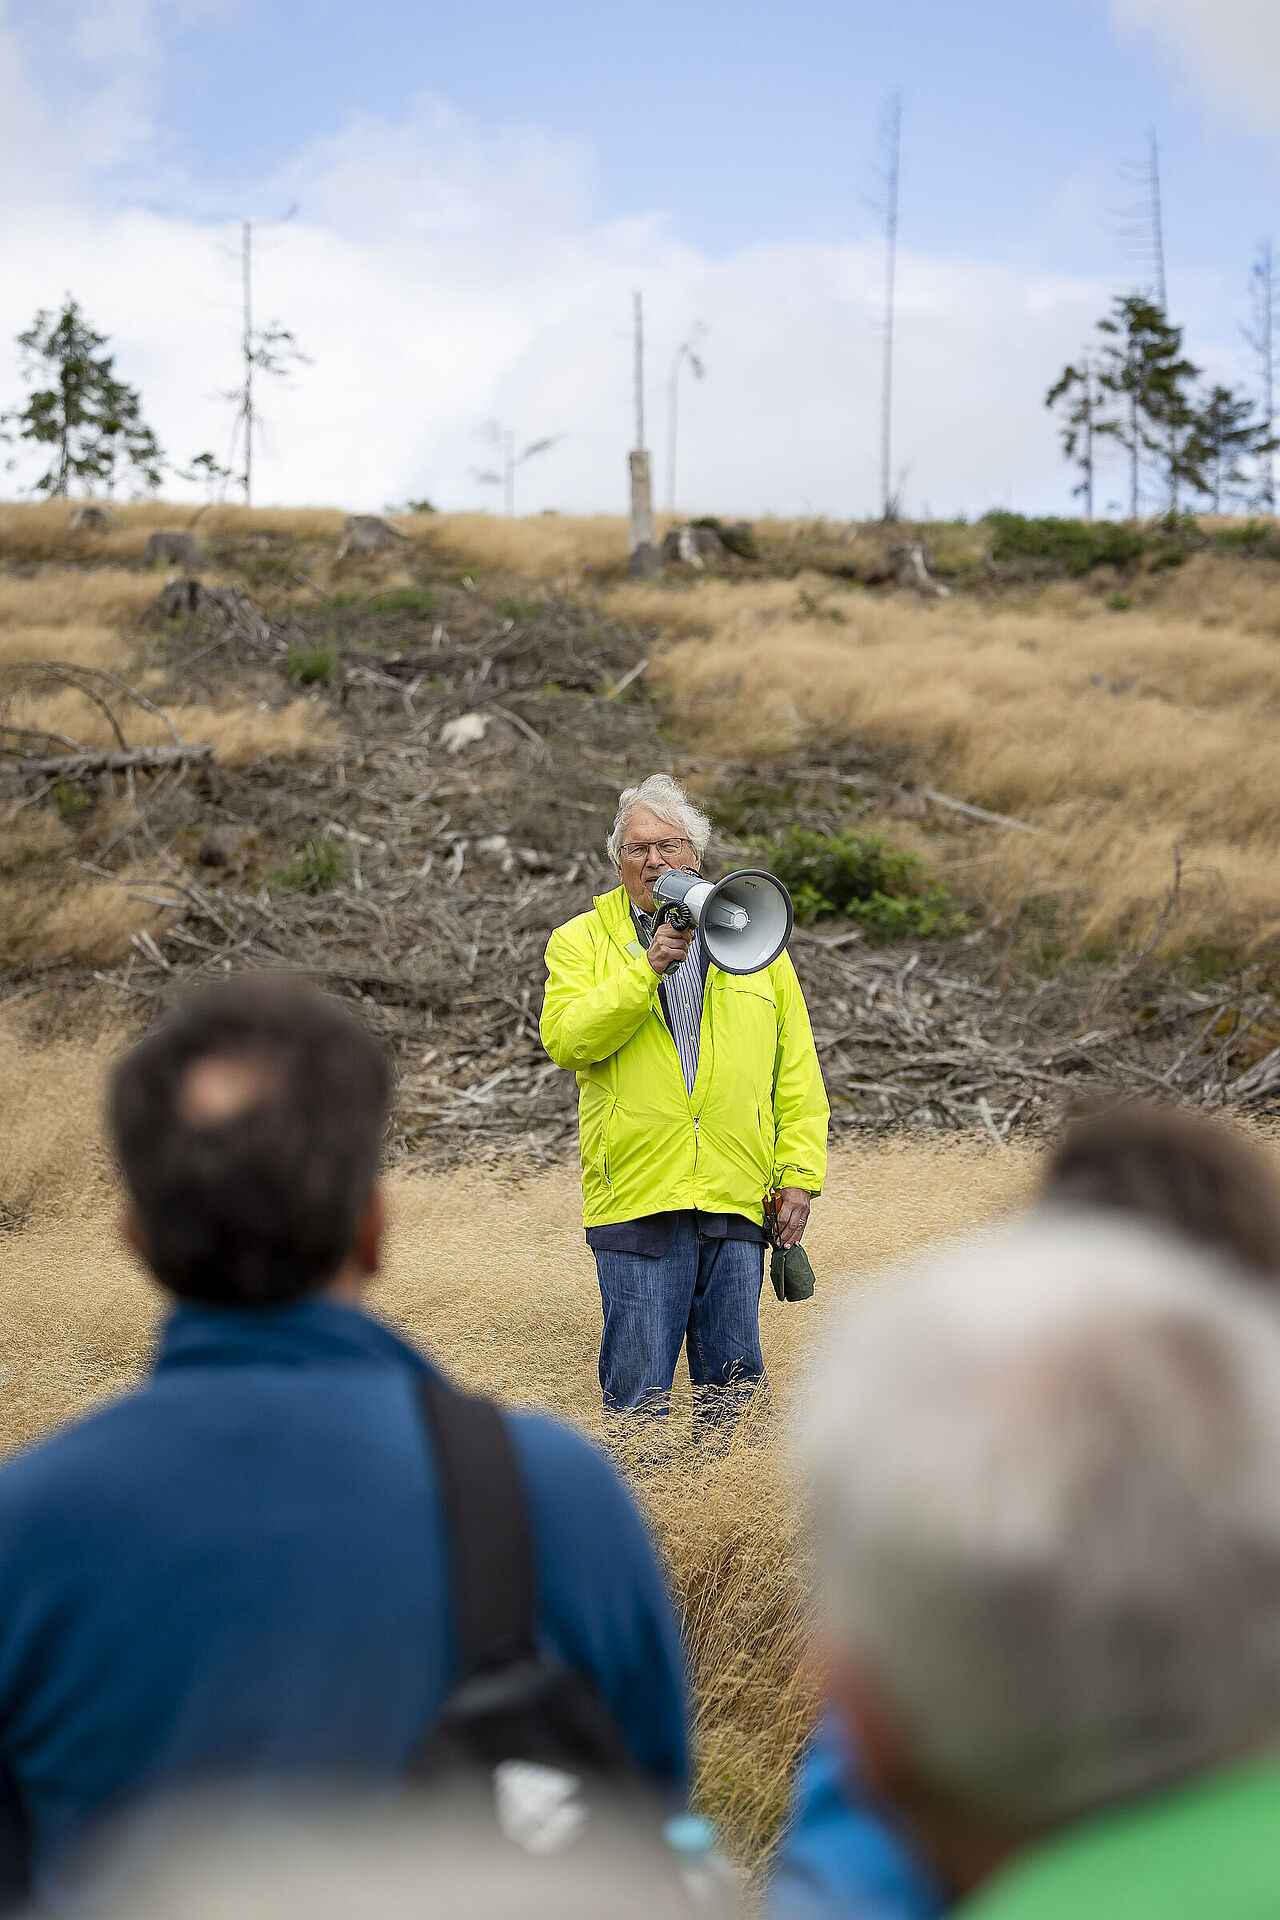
top-left (800, 1213), bottom-right (1280, 1826)
top-left (606, 774), bottom-right (711, 868)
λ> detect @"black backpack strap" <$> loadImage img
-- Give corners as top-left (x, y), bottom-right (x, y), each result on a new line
top-left (415, 1372), bottom-right (537, 1679)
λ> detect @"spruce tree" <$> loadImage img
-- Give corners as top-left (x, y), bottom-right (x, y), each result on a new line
top-left (1094, 295), bottom-right (1198, 516)
top-left (5, 299), bottom-right (163, 497)
top-left (1194, 385), bottom-right (1274, 513)
top-left (1045, 357), bottom-right (1100, 519)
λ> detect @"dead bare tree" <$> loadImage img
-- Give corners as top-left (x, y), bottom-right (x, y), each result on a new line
top-left (1246, 239), bottom-right (1278, 512)
top-left (471, 423), bottom-right (561, 517)
top-left (628, 290), bottom-right (657, 572)
top-left (874, 92), bottom-right (903, 522)
top-left (226, 218), bottom-right (310, 507)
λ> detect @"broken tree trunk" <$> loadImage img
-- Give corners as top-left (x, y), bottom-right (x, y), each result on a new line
top-left (627, 451), bottom-right (659, 577)
top-left (10, 742), bottom-right (214, 779)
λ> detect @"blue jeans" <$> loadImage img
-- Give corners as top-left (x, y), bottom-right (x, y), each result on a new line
top-left (593, 1219), bottom-right (766, 1425)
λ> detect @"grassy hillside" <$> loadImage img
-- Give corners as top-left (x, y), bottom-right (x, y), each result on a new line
top-left (5, 497), bottom-right (1280, 1870)
top-left (609, 542), bottom-right (1280, 967)
top-left (8, 500), bottom-right (1280, 973)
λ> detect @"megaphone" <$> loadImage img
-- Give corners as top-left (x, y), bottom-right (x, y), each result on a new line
top-left (652, 867), bottom-right (794, 975)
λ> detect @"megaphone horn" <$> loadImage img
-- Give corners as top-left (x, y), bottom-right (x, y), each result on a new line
top-left (652, 867), bottom-right (794, 976)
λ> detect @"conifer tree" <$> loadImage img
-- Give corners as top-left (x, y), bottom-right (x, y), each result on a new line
top-left (1092, 295), bottom-right (1198, 515)
top-left (1045, 357), bottom-right (1100, 518)
top-left (1194, 385), bottom-right (1274, 513)
top-left (4, 299), bottom-right (163, 497)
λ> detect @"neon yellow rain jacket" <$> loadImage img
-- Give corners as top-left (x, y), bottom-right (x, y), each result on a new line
top-left (541, 885), bottom-right (829, 1229)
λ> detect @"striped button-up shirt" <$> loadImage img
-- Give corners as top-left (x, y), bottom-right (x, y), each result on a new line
top-left (634, 907), bottom-right (704, 1097)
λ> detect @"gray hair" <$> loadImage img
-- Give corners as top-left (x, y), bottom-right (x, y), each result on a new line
top-left (800, 1213), bottom-right (1280, 1826)
top-left (606, 774), bottom-right (711, 868)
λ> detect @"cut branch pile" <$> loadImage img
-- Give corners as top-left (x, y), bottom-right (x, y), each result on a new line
top-left (798, 937), bottom-right (1280, 1134)
top-left (6, 579), bottom-right (1280, 1162)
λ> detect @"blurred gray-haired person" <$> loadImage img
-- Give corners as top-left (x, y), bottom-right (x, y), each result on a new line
top-left (798, 1213), bottom-right (1280, 1919)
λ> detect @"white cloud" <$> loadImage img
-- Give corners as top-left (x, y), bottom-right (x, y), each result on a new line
top-left (1112, 0), bottom-right (1280, 131)
top-left (0, 9), bottom-right (1115, 516)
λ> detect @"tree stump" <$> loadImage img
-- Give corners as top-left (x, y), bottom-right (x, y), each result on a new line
top-left (140, 578), bottom-right (270, 653)
top-left (140, 531), bottom-right (208, 571)
top-left (659, 524), bottom-right (727, 569)
top-left (892, 542), bottom-right (950, 598)
top-left (68, 505), bottom-right (112, 532)
top-left (335, 515), bottom-right (411, 561)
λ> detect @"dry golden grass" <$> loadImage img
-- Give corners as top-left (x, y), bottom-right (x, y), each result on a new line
top-left (5, 671), bottom-right (334, 765)
top-left (609, 559), bottom-right (1280, 958)
top-left (0, 1013), bottom-right (1037, 1861)
top-left (0, 569), bottom-right (161, 675)
top-left (170, 698), bottom-right (337, 765)
top-left (0, 624), bottom-right (126, 672)
top-left (0, 569), bottom-right (160, 628)
top-left (0, 501), bottom-right (350, 566)
top-left (423, 511), bottom-right (631, 580)
top-left (0, 501), bottom-right (953, 588)
top-left (0, 809), bottom-right (176, 966)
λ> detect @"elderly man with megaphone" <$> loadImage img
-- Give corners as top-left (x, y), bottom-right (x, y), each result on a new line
top-left (541, 774), bottom-right (829, 1432)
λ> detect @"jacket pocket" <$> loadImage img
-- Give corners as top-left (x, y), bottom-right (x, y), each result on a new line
top-left (579, 1083), bottom-right (616, 1186)
top-left (757, 1101), bottom-right (776, 1170)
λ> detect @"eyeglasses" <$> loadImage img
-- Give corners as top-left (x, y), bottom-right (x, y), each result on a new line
top-left (618, 836), bottom-right (691, 861)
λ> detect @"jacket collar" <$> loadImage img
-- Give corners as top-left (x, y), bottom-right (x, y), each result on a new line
top-left (594, 883), bottom-right (716, 982)
top-left (154, 1297), bottom-right (434, 1378)
top-left (593, 883), bottom-right (634, 937)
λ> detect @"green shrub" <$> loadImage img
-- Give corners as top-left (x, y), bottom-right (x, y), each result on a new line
top-left (750, 826), bottom-right (969, 943)
top-left (271, 838), bottom-right (344, 895)
top-left (364, 587), bottom-right (438, 615)
top-left (327, 587), bottom-right (438, 615)
top-left (51, 780), bottom-right (93, 822)
top-left (986, 511), bottom-right (1146, 577)
top-left (287, 639), bottom-right (336, 686)
top-left (1216, 520), bottom-right (1269, 550)
top-left (1106, 591), bottom-right (1133, 612)
top-left (690, 516), bottom-right (759, 561)
top-left (237, 551), bottom-right (291, 582)
top-left (1214, 520), bottom-right (1280, 560)
top-left (1157, 509), bottom-right (1201, 539)
top-left (792, 586), bottom-right (848, 623)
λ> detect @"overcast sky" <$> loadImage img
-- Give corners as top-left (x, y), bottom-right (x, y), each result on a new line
top-left (1, 0), bottom-right (1277, 516)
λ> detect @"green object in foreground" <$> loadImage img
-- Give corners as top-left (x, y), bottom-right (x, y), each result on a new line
top-left (957, 1756), bottom-right (1280, 1920)
top-left (771, 1243), bottom-right (816, 1303)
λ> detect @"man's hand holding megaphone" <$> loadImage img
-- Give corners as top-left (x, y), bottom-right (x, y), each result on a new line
top-left (645, 918), bottom-right (696, 976)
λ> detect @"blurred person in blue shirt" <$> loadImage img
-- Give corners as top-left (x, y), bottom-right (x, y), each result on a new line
top-left (0, 975), bottom-right (687, 1914)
